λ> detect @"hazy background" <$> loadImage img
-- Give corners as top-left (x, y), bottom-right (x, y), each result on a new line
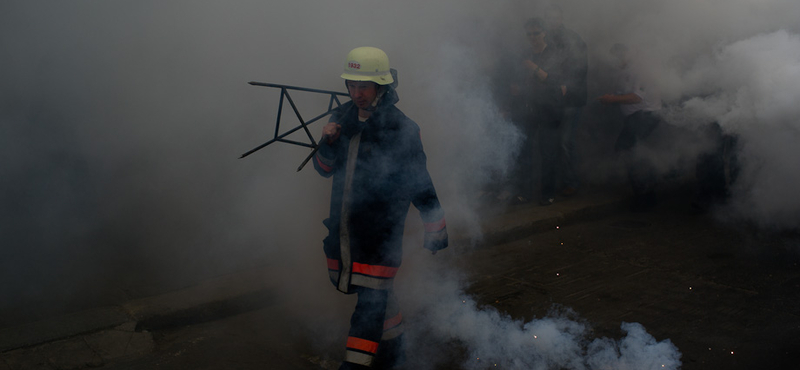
top-left (2, 0), bottom-right (799, 368)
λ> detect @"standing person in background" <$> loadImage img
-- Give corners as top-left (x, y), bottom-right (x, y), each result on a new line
top-left (314, 46), bottom-right (449, 370)
top-left (598, 43), bottom-right (663, 211)
top-left (510, 17), bottom-right (566, 206)
top-left (545, 5), bottom-right (588, 197)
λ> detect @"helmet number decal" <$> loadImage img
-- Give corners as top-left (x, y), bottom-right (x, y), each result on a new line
top-left (348, 62), bottom-right (361, 70)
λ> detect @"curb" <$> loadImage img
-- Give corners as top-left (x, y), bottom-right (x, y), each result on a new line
top-left (455, 188), bottom-right (629, 248)
top-left (0, 268), bottom-right (276, 353)
top-left (0, 307), bottom-right (130, 353)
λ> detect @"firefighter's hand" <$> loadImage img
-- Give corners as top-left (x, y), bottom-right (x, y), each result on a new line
top-left (424, 226), bottom-right (449, 255)
top-left (323, 122), bottom-right (341, 144)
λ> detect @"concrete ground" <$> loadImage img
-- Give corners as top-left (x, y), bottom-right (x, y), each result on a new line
top-left (2, 183), bottom-right (798, 369)
top-left (460, 191), bottom-right (800, 369)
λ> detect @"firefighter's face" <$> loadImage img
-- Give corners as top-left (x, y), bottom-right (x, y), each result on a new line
top-left (346, 80), bottom-right (379, 109)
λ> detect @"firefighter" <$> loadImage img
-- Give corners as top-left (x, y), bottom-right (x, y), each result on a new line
top-left (313, 46), bottom-right (449, 370)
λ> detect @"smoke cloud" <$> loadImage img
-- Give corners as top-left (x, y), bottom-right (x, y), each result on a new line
top-left (395, 255), bottom-right (681, 369)
top-left (662, 30), bottom-right (800, 228)
top-left (2, 0), bottom-right (799, 367)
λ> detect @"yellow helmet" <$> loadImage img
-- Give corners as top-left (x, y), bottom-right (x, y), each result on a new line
top-left (340, 47), bottom-right (394, 85)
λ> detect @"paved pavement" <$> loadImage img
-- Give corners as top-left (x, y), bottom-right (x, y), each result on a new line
top-left (460, 192), bottom-right (800, 369)
top-left (0, 184), bottom-right (633, 370)
top-left (4, 181), bottom-right (800, 369)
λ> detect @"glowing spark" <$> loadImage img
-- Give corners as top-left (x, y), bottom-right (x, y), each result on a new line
top-left (556, 273), bottom-right (560, 276)
top-left (556, 226), bottom-right (560, 229)
top-left (731, 351), bottom-right (735, 355)
top-left (689, 287), bottom-right (693, 290)
top-left (534, 335), bottom-right (538, 339)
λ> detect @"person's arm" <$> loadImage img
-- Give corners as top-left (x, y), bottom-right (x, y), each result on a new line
top-left (525, 59), bottom-right (566, 96)
top-left (566, 38), bottom-right (589, 101)
top-left (597, 93), bottom-right (642, 105)
top-left (524, 60), bottom-right (548, 82)
top-left (313, 120), bottom-right (343, 177)
top-left (406, 127), bottom-right (448, 254)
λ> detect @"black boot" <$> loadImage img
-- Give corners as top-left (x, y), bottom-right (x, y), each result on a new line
top-left (372, 335), bottom-right (406, 369)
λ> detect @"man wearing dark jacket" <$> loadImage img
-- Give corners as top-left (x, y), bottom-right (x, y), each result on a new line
top-left (314, 46), bottom-right (448, 370)
top-left (509, 17), bottom-right (566, 206)
top-left (546, 5), bottom-right (588, 197)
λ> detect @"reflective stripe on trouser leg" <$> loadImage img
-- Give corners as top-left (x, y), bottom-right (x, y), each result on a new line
top-left (375, 290), bottom-right (406, 369)
top-left (345, 336), bottom-right (379, 367)
top-left (344, 287), bottom-right (389, 367)
top-left (382, 291), bottom-right (403, 340)
top-left (328, 260), bottom-right (397, 291)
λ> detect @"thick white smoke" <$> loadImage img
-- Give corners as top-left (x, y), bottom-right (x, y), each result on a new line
top-left (663, 30), bottom-right (800, 228)
top-left (396, 256), bottom-right (681, 370)
top-left (559, 0), bottom-right (800, 228)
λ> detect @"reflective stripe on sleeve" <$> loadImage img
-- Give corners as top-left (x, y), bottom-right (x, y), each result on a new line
top-left (327, 258), bottom-right (340, 271)
top-left (424, 217), bottom-right (446, 232)
top-left (426, 227), bottom-right (448, 242)
top-left (314, 153), bottom-right (334, 173)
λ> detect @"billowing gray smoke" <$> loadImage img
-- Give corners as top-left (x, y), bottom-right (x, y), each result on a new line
top-left (396, 257), bottom-right (681, 369)
top-left (662, 30), bottom-right (800, 228)
top-left (2, 0), bottom-right (799, 367)
top-left (561, 0), bottom-right (800, 228)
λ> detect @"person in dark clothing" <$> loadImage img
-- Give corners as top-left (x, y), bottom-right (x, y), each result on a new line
top-left (692, 121), bottom-right (739, 211)
top-left (598, 43), bottom-right (662, 211)
top-left (545, 5), bottom-right (588, 196)
top-left (314, 46), bottom-right (448, 370)
top-left (509, 17), bottom-right (566, 206)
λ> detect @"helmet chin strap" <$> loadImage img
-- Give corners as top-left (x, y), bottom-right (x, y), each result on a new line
top-left (363, 85), bottom-right (387, 113)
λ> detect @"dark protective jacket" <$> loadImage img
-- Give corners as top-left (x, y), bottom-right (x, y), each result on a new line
top-left (313, 87), bottom-right (447, 293)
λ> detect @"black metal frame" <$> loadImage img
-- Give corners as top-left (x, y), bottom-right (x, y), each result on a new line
top-left (239, 81), bottom-right (349, 159)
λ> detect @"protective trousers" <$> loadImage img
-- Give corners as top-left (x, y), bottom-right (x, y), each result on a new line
top-left (614, 110), bottom-right (660, 197)
top-left (538, 124), bottom-right (561, 201)
top-left (342, 287), bottom-right (405, 369)
top-left (559, 107), bottom-right (583, 190)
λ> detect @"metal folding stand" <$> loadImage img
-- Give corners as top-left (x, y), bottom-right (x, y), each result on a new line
top-left (239, 81), bottom-right (349, 171)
